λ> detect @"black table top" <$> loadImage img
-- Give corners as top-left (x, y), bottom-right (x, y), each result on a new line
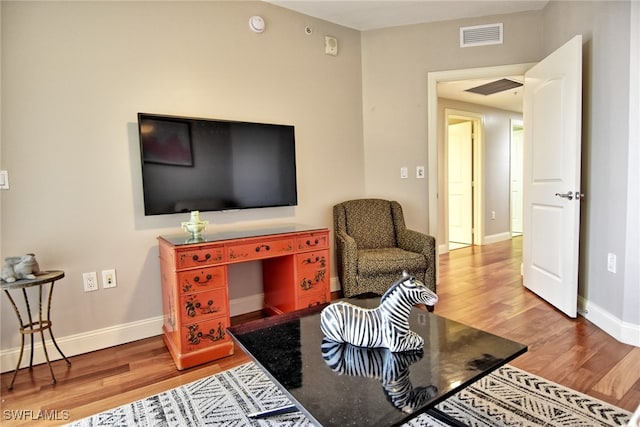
top-left (228, 298), bottom-right (527, 426)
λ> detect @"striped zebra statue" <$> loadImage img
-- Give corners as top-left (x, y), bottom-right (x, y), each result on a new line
top-left (321, 339), bottom-right (438, 413)
top-left (320, 272), bottom-right (438, 352)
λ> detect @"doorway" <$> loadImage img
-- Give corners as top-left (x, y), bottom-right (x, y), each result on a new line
top-left (428, 43), bottom-right (582, 318)
top-left (445, 110), bottom-right (484, 251)
top-left (427, 63), bottom-right (534, 251)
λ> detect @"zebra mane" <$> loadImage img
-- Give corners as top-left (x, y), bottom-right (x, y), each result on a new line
top-left (380, 274), bottom-right (414, 304)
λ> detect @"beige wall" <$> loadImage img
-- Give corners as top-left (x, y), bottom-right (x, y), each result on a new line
top-left (0, 1), bottom-right (364, 363)
top-left (540, 0), bottom-right (639, 337)
top-left (1, 0), bottom-right (638, 367)
top-left (360, 1), bottom-right (638, 344)
top-left (360, 11), bottom-right (543, 232)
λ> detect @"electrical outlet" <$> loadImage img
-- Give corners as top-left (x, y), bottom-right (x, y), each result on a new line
top-left (416, 166), bottom-right (425, 179)
top-left (83, 272), bottom-right (99, 292)
top-left (102, 269), bottom-right (117, 288)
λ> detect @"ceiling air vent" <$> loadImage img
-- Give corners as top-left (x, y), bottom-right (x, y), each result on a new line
top-left (460, 23), bottom-right (503, 48)
top-left (465, 78), bottom-right (522, 96)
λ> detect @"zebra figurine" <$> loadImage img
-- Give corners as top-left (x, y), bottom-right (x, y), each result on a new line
top-left (320, 272), bottom-right (438, 352)
top-left (322, 339), bottom-right (438, 413)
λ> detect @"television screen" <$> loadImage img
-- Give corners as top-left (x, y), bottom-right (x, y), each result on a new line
top-left (138, 113), bottom-right (298, 215)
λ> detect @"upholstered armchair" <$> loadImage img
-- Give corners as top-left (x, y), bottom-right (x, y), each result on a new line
top-left (333, 199), bottom-right (436, 298)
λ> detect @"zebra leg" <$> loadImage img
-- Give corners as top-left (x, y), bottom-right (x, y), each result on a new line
top-left (387, 331), bottom-right (424, 352)
top-left (320, 304), bottom-right (346, 343)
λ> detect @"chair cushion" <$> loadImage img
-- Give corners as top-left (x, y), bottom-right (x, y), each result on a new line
top-left (357, 248), bottom-right (427, 276)
top-left (344, 199), bottom-right (396, 249)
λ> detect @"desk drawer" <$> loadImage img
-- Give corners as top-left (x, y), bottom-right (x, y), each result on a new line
top-left (297, 250), bottom-right (329, 293)
top-left (296, 232), bottom-right (329, 251)
top-left (177, 246), bottom-right (225, 269)
top-left (178, 266), bottom-right (226, 294)
top-left (227, 237), bottom-right (294, 262)
top-left (297, 287), bottom-right (329, 309)
top-left (182, 316), bottom-right (231, 352)
top-left (180, 288), bottom-right (228, 323)
top-left (297, 251), bottom-right (328, 273)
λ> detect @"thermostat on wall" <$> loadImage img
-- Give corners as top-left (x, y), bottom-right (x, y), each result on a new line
top-left (325, 36), bottom-right (338, 56)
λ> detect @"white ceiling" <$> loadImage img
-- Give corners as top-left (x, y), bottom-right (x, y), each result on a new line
top-left (267, 0), bottom-right (547, 112)
top-left (438, 76), bottom-right (524, 112)
top-left (267, 0), bottom-right (548, 32)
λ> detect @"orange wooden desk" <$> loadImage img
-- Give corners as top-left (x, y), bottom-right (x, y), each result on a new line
top-left (158, 224), bottom-right (330, 370)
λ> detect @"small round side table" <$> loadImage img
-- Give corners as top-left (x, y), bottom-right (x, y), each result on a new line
top-left (1, 270), bottom-right (71, 390)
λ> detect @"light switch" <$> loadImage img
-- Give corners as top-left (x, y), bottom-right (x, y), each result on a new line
top-left (400, 167), bottom-right (408, 179)
top-left (0, 171), bottom-right (8, 189)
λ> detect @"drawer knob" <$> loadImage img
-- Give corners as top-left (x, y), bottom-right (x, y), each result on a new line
top-left (255, 244), bottom-right (271, 252)
top-left (193, 274), bottom-right (213, 284)
top-left (192, 253), bottom-right (212, 262)
top-left (306, 239), bottom-right (320, 246)
top-left (303, 256), bottom-right (324, 265)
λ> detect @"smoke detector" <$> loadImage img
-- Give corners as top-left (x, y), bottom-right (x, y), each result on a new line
top-left (249, 16), bottom-right (265, 33)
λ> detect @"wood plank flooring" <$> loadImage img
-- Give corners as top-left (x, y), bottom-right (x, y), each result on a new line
top-left (1, 237), bottom-right (638, 426)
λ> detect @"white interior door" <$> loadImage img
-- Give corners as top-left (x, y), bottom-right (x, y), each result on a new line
top-left (448, 121), bottom-right (473, 245)
top-left (511, 120), bottom-right (524, 234)
top-left (523, 35), bottom-right (583, 318)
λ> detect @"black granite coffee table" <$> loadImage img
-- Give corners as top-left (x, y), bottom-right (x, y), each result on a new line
top-left (228, 298), bottom-right (527, 426)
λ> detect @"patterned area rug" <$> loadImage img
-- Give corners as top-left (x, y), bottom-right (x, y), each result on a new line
top-left (68, 362), bottom-right (631, 427)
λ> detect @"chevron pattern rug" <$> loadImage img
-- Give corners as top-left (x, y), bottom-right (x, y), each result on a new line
top-left (68, 362), bottom-right (631, 427)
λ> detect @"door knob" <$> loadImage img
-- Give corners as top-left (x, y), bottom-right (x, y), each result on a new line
top-left (555, 191), bottom-right (574, 200)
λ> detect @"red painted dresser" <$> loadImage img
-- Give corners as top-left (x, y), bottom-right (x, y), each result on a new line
top-left (158, 224), bottom-right (330, 369)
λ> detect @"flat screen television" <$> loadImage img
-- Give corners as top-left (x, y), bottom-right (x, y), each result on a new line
top-left (137, 113), bottom-right (297, 215)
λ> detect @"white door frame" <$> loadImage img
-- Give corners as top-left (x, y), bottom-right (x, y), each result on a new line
top-left (444, 109), bottom-right (484, 251)
top-left (427, 63), bottom-right (535, 247)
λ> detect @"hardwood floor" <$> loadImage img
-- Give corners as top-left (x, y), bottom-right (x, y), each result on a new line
top-left (1, 237), bottom-right (638, 425)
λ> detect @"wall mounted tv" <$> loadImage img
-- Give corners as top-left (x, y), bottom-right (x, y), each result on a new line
top-left (138, 113), bottom-right (298, 216)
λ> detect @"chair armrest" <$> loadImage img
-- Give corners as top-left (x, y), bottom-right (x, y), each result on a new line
top-left (398, 229), bottom-right (437, 292)
top-left (398, 229), bottom-right (435, 257)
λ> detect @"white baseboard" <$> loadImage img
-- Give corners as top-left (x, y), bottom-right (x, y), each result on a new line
top-left (439, 232), bottom-right (513, 254)
top-left (482, 232), bottom-right (513, 245)
top-left (579, 296), bottom-right (640, 347)
top-left (0, 315), bottom-right (164, 374)
top-left (229, 293), bottom-right (264, 316)
top-left (228, 276), bottom-right (341, 315)
top-left (330, 276), bottom-right (340, 293)
top-left (1, 278), bottom-right (343, 374)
